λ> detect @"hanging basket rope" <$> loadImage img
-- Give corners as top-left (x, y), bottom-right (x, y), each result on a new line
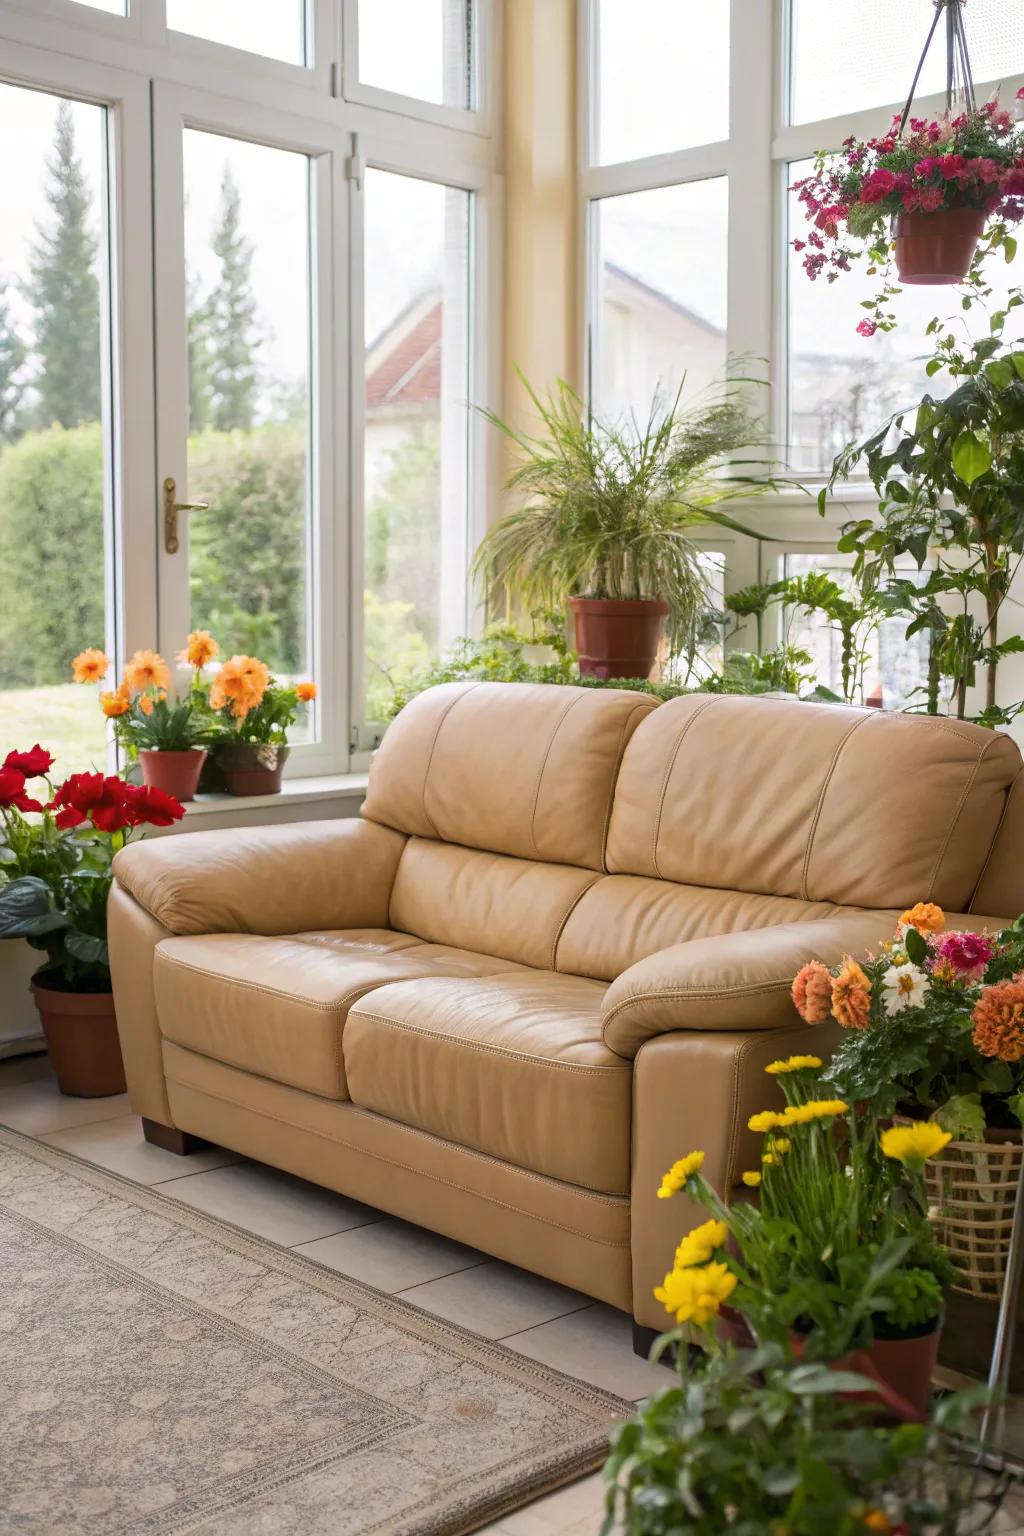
top-left (898, 0), bottom-right (977, 137)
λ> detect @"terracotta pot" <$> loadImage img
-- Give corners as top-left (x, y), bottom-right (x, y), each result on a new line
top-left (139, 747), bottom-right (206, 802)
top-left (792, 1319), bottom-right (941, 1422)
top-left (216, 742), bottom-right (290, 796)
top-left (31, 980), bottom-right (126, 1098)
top-left (569, 597), bottom-right (669, 681)
top-left (894, 206), bottom-right (986, 285)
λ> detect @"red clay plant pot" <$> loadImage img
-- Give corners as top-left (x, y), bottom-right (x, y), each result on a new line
top-left (139, 747), bottom-right (206, 802)
top-left (570, 596), bottom-right (669, 681)
top-left (894, 206), bottom-right (987, 285)
top-left (792, 1318), bottom-right (942, 1423)
top-left (217, 742), bottom-right (290, 796)
top-left (31, 980), bottom-right (126, 1098)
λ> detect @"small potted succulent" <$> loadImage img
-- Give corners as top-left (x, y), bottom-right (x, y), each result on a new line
top-left (72, 634), bottom-right (220, 803)
top-left (207, 654), bottom-right (317, 795)
top-left (0, 748), bottom-right (183, 1095)
top-left (792, 94), bottom-right (1024, 330)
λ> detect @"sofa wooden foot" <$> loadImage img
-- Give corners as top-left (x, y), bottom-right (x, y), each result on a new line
top-left (142, 1118), bottom-right (209, 1155)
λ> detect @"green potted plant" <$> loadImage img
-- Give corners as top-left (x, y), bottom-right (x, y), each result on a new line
top-left (208, 653), bottom-right (317, 795)
top-left (472, 374), bottom-right (774, 681)
top-left (821, 295), bottom-right (1024, 725)
top-left (0, 747), bottom-right (183, 1095)
top-left (71, 635), bottom-right (220, 802)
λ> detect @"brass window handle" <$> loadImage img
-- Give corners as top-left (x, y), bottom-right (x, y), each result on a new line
top-left (163, 476), bottom-right (209, 554)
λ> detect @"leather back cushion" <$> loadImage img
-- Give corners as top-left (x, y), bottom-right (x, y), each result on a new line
top-left (606, 695), bottom-right (1021, 911)
top-left (362, 681), bottom-right (656, 871)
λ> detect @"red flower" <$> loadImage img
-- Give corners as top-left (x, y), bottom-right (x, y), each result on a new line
top-left (914, 157), bottom-right (937, 179)
top-left (3, 745), bottom-right (54, 779)
top-left (52, 773), bottom-right (133, 833)
top-left (938, 154), bottom-right (967, 180)
top-left (120, 783), bottom-right (185, 828)
top-left (1002, 167), bottom-right (1024, 196)
top-left (856, 319), bottom-right (878, 337)
top-left (920, 186), bottom-right (945, 212)
top-left (0, 767), bottom-right (46, 814)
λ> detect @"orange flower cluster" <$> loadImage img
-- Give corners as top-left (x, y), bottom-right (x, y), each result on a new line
top-left (791, 960), bottom-right (833, 1024)
top-left (100, 684), bottom-right (130, 718)
top-left (972, 981), bottom-right (1024, 1063)
top-left (123, 649), bottom-right (172, 695)
top-left (900, 901), bottom-right (945, 935)
top-left (296, 682), bottom-right (317, 703)
top-left (210, 655), bottom-right (270, 719)
top-left (71, 648), bottom-right (111, 685)
top-left (831, 957), bottom-right (871, 1031)
top-left (179, 630), bottom-right (219, 669)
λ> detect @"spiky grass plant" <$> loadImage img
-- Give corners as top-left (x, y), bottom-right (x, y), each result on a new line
top-left (473, 373), bottom-right (775, 658)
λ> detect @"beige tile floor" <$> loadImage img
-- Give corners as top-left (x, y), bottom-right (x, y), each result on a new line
top-left (3, 1049), bottom-right (1024, 1535)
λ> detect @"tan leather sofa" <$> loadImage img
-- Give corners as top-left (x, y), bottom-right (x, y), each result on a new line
top-left (109, 683), bottom-right (1024, 1334)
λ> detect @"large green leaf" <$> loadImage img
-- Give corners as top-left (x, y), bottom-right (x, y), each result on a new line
top-left (951, 430), bottom-right (992, 485)
top-left (65, 930), bottom-right (109, 967)
top-left (0, 877), bottom-right (68, 939)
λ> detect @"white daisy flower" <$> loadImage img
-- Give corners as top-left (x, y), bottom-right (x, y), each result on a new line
top-left (883, 962), bottom-right (929, 1015)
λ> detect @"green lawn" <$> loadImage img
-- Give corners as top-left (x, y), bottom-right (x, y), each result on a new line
top-left (0, 683), bottom-right (109, 784)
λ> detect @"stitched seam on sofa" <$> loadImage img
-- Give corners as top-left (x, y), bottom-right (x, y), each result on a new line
top-left (527, 691), bottom-right (586, 860)
top-left (549, 873), bottom-right (602, 972)
top-left (165, 1079), bottom-right (631, 1240)
top-left (925, 736), bottom-right (991, 902)
top-left (157, 951), bottom-right (350, 1011)
top-left (418, 680), bottom-right (483, 839)
top-left (969, 768), bottom-right (1020, 913)
top-left (160, 1037), bottom-right (336, 1097)
top-left (738, 693), bottom-right (986, 746)
top-left (603, 979), bottom-right (794, 1027)
top-left (650, 697), bottom-right (716, 878)
top-left (601, 700), bottom-right (658, 876)
top-left (348, 1009), bottom-right (629, 1074)
top-left (799, 711), bottom-right (874, 901)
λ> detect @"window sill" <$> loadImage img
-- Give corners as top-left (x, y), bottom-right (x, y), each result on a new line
top-left (159, 772), bottom-right (370, 834)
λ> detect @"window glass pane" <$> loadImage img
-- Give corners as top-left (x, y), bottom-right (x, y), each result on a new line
top-left (787, 158), bottom-right (1021, 474)
top-left (593, 178), bottom-right (728, 421)
top-left (0, 86), bottom-right (113, 782)
top-left (183, 131), bottom-right (315, 740)
top-left (790, 0), bottom-right (1024, 125)
top-left (358, 0), bottom-right (472, 108)
top-left (75, 0), bottom-right (126, 12)
top-left (595, 0), bottom-right (728, 164)
top-left (363, 169), bottom-right (470, 723)
top-left (167, 0), bottom-right (307, 65)
top-left (781, 554), bottom-right (932, 711)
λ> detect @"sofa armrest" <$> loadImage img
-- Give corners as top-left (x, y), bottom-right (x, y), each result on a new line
top-left (602, 912), bottom-right (896, 1059)
top-left (112, 817), bottom-right (407, 936)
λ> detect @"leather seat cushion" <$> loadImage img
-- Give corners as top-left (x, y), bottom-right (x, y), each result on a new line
top-left (153, 929), bottom-right (525, 1100)
top-left (343, 972), bottom-right (632, 1194)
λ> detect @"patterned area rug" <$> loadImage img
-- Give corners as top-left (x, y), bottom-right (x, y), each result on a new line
top-left (0, 1126), bottom-right (627, 1535)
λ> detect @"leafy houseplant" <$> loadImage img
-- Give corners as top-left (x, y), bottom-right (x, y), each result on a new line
top-left (0, 746), bottom-right (183, 1095)
top-left (793, 94), bottom-right (1024, 331)
top-left (207, 653), bottom-right (317, 796)
top-left (656, 1058), bottom-right (952, 1416)
top-left (472, 374), bottom-right (775, 681)
top-left (822, 292), bottom-right (1024, 726)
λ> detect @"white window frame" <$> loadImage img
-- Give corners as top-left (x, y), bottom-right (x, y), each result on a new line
top-left (339, 0), bottom-right (493, 138)
top-left (0, 0), bottom-right (502, 778)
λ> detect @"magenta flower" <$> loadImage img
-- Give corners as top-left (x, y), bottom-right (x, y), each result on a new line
top-left (933, 931), bottom-right (995, 983)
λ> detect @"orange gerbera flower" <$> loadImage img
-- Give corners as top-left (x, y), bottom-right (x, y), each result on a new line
top-left (99, 685), bottom-right (130, 718)
top-left (296, 681), bottom-right (317, 702)
top-left (973, 981), bottom-right (1024, 1062)
top-left (124, 649), bottom-right (171, 695)
top-left (179, 630), bottom-right (219, 669)
top-left (71, 648), bottom-right (111, 684)
top-left (210, 655), bottom-right (270, 719)
top-left (900, 901), bottom-right (945, 935)
top-left (792, 960), bottom-right (833, 1024)
top-left (831, 957), bottom-right (871, 1030)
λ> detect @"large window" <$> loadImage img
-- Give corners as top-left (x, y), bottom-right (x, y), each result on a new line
top-left (355, 0), bottom-right (474, 108)
top-left (166, 2), bottom-right (309, 65)
top-left (361, 170), bottom-right (471, 724)
top-left (0, 84), bottom-right (113, 781)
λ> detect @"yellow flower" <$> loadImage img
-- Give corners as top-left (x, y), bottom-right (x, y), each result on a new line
top-left (748, 1110), bottom-right (784, 1134)
top-left (179, 630), bottom-right (219, 669)
top-left (765, 1055), bottom-right (823, 1075)
top-left (99, 685), bottom-right (130, 718)
top-left (779, 1099), bottom-right (849, 1127)
top-left (657, 1150), bottom-right (705, 1199)
top-left (880, 1122), bottom-right (951, 1168)
top-left (124, 649), bottom-right (171, 695)
top-left (773, 1138), bottom-right (791, 1154)
top-left (296, 681), bottom-right (317, 702)
top-left (899, 902), bottom-right (945, 935)
top-left (654, 1261), bottom-right (737, 1326)
top-left (762, 1152), bottom-right (775, 1166)
top-left (71, 647), bottom-right (111, 684)
top-left (674, 1218), bottom-right (728, 1269)
top-left (741, 1171), bottom-right (762, 1187)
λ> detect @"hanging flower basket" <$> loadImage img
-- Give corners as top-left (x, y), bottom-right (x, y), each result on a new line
top-left (895, 1113), bottom-right (1023, 1302)
top-left (791, 0), bottom-right (1024, 331)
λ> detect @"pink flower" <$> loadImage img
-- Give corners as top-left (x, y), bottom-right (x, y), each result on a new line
top-left (978, 158), bottom-right (1001, 185)
top-left (860, 168), bottom-right (897, 204)
top-left (1017, 87), bottom-right (1024, 100)
top-left (857, 319), bottom-right (878, 337)
top-left (902, 190), bottom-right (921, 212)
top-left (1002, 167), bottom-right (1024, 196)
top-left (933, 931), bottom-right (995, 984)
top-left (938, 154), bottom-right (967, 180)
top-left (920, 186), bottom-right (945, 212)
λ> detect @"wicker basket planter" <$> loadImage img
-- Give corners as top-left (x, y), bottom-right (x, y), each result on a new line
top-left (896, 1115), bottom-right (1023, 1301)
